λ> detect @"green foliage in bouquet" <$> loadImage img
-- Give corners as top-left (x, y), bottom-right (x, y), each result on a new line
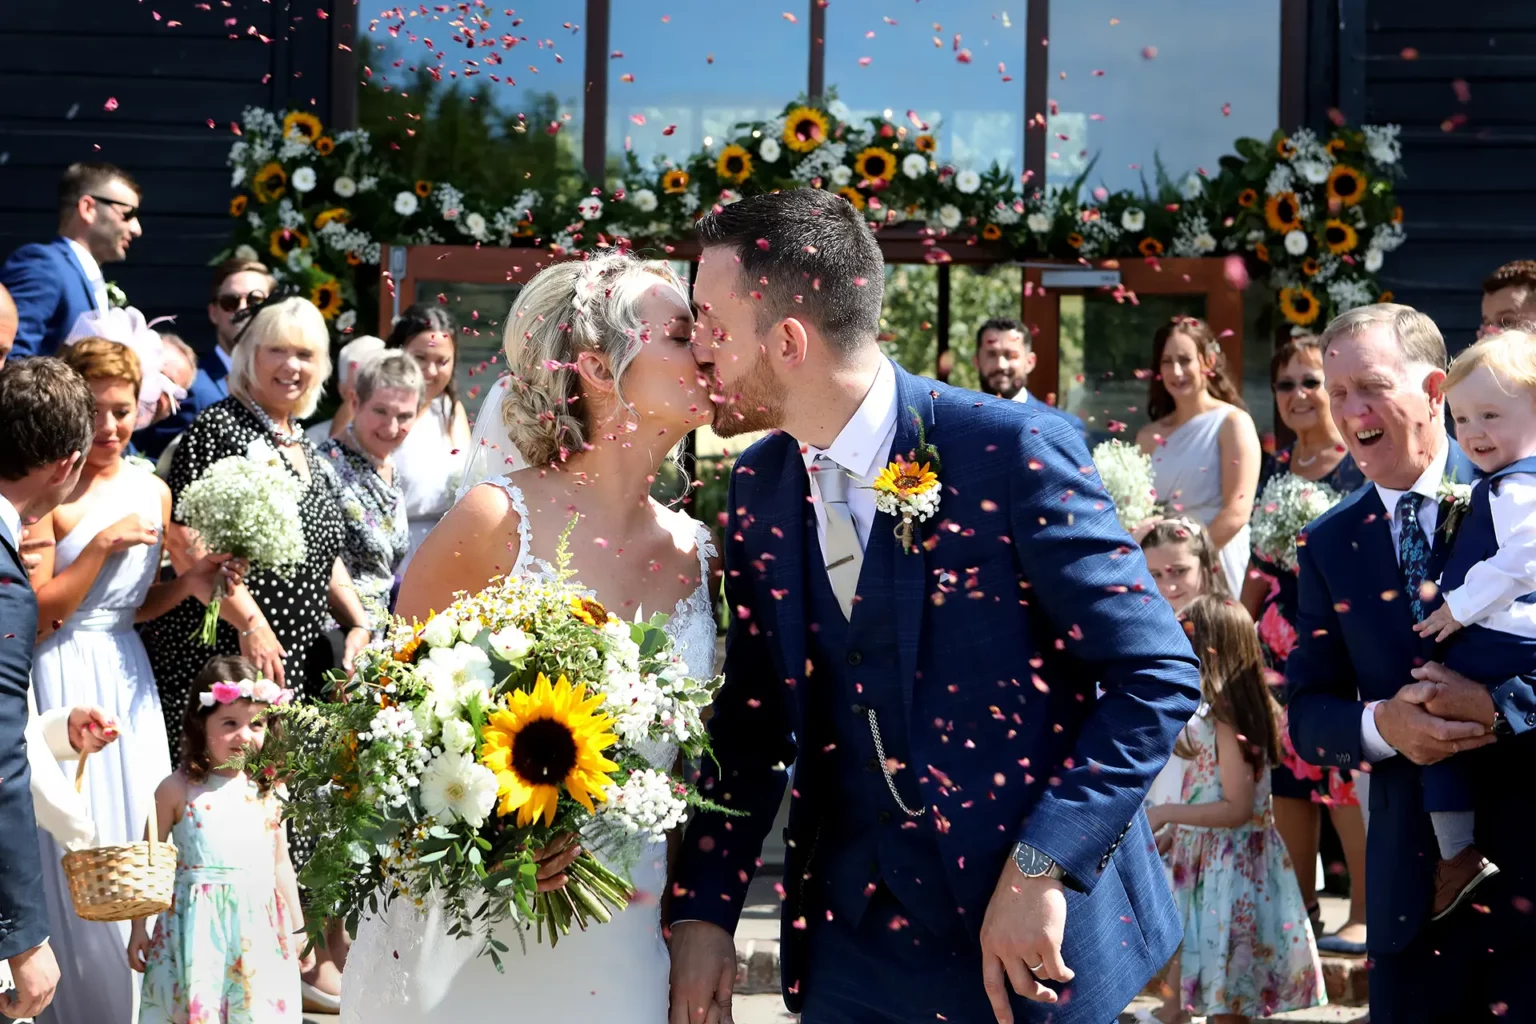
top-left (239, 526), bottom-right (728, 967)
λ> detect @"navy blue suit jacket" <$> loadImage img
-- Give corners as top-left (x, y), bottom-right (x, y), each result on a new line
top-left (1286, 441), bottom-right (1536, 955)
top-left (0, 529), bottom-right (48, 962)
top-left (1023, 390), bottom-right (1088, 439)
top-left (134, 345), bottom-right (230, 459)
top-left (672, 363), bottom-right (1202, 1022)
top-left (0, 237), bottom-right (99, 358)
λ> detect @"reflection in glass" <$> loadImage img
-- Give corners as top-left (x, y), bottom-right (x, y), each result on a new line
top-left (1047, 0), bottom-right (1279, 194)
top-left (412, 280), bottom-right (524, 413)
top-left (608, 3), bottom-right (808, 165)
top-left (825, 0), bottom-right (1025, 174)
top-left (1058, 294), bottom-right (1206, 443)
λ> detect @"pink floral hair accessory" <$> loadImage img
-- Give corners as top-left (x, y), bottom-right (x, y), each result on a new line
top-left (198, 678), bottom-right (294, 708)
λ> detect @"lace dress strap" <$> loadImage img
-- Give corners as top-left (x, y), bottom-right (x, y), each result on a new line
top-left (483, 475), bottom-right (537, 577)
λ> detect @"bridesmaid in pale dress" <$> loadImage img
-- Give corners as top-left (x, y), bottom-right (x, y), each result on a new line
top-left (28, 339), bottom-right (235, 1024)
top-left (384, 305), bottom-right (470, 573)
top-left (1135, 316), bottom-right (1262, 596)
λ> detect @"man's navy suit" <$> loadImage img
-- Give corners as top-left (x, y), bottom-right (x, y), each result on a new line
top-left (0, 527), bottom-right (49, 964)
top-left (672, 364), bottom-right (1201, 1023)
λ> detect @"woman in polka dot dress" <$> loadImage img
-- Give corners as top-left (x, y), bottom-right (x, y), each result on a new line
top-left (140, 297), bottom-right (371, 764)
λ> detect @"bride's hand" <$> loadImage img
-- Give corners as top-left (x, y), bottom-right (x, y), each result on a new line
top-left (533, 833), bottom-right (582, 893)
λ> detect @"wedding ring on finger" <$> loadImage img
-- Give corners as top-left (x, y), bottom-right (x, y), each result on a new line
top-left (1027, 961), bottom-right (1045, 975)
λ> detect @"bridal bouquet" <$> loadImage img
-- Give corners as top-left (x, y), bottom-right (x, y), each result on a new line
top-left (176, 453), bottom-right (307, 644)
top-left (1091, 439), bottom-right (1160, 530)
top-left (241, 529), bottom-right (724, 965)
top-left (1249, 472), bottom-right (1343, 572)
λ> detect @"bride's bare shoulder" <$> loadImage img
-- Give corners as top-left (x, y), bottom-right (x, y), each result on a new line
top-left (396, 482), bottom-right (523, 622)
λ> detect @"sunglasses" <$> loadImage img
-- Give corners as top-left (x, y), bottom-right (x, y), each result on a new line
top-left (1274, 376), bottom-right (1323, 394)
top-left (89, 195), bottom-right (140, 221)
top-left (216, 290), bottom-right (267, 313)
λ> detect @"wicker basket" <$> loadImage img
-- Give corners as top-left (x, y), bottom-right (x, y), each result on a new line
top-left (59, 753), bottom-right (176, 922)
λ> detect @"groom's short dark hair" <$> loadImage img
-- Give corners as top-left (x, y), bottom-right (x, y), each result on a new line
top-left (696, 189), bottom-right (884, 355)
top-left (0, 357), bottom-right (94, 481)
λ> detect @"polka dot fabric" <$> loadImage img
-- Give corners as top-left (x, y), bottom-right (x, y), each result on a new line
top-left (140, 397), bottom-right (346, 764)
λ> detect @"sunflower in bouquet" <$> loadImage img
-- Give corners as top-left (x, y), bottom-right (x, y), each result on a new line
top-left (245, 528), bottom-right (724, 964)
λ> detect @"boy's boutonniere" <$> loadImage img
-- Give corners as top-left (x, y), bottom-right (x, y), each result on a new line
top-left (872, 406), bottom-right (942, 554)
top-left (1437, 475), bottom-right (1473, 539)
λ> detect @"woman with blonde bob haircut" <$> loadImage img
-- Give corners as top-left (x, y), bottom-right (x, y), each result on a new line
top-left (355, 252), bottom-right (720, 1023)
top-left (226, 294), bottom-right (333, 420)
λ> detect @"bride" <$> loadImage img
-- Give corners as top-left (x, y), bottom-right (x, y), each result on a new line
top-left (340, 252), bottom-right (718, 1021)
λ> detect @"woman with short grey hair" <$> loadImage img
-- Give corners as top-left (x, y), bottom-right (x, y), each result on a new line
top-left (315, 349), bottom-right (425, 635)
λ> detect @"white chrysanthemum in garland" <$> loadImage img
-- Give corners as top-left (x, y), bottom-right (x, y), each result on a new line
top-left (177, 454), bottom-right (306, 644)
top-left (828, 163), bottom-right (853, 187)
top-left (463, 211), bottom-right (489, 241)
top-left (629, 188), bottom-right (658, 213)
top-left (1091, 440), bottom-right (1158, 530)
top-left (1363, 248), bottom-right (1383, 273)
top-left (902, 153), bottom-right (928, 179)
top-left (1364, 124), bottom-right (1401, 165)
top-left (758, 137), bottom-right (782, 163)
top-left (937, 204), bottom-right (962, 229)
top-left (417, 643), bottom-right (496, 716)
top-left (602, 768), bottom-right (687, 839)
top-left (394, 191), bottom-right (419, 216)
top-left (577, 195), bottom-right (604, 220)
top-left (1250, 473), bottom-right (1342, 572)
top-left (1284, 230), bottom-right (1309, 256)
top-left (1027, 212), bottom-right (1052, 233)
top-left (419, 751), bottom-right (498, 829)
top-left (1121, 207), bottom-right (1146, 232)
top-left (291, 166), bottom-right (317, 193)
top-left (335, 309), bottom-right (357, 333)
top-left (1181, 174), bottom-right (1205, 200)
top-left (954, 169), bottom-right (982, 194)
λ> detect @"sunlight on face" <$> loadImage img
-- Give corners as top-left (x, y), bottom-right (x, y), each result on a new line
top-left (596, 284), bottom-right (710, 446)
top-left (1273, 350), bottom-right (1330, 435)
top-left (1324, 325), bottom-right (1442, 489)
top-left (353, 386), bottom-right (420, 460)
top-left (689, 248), bottom-right (787, 438)
top-left (203, 698), bottom-right (268, 770)
top-left (253, 337), bottom-right (318, 416)
top-left (1159, 331), bottom-right (1209, 402)
top-left (405, 331), bottom-right (455, 402)
top-left (975, 328), bottom-right (1034, 399)
top-left (1447, 363), bottom-right (1536, 475)
top-left (88, 377), bottom-right (137, 468)
top-left (1144, 541), bottom-right (1204, 612)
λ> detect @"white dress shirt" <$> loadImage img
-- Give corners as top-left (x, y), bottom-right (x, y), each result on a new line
top-left (799, 359), bottom-right (898, 557)
top-left (0, 493), bottom-right (20, 551)
top-left (215, 344), bottom-right (233, 373)
top-left (65, 237), bottom-right (109, 314)
top-left (1361, 442), bottom-right (1450, 762)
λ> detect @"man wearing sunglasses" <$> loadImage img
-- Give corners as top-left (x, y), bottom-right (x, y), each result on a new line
top-left (132, 257), bottom-right (275, 459)
top-left (0, 162), bottom-right (143, 358)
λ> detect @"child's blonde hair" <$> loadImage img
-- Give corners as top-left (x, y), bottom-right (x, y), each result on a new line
top-left (1444, 329), bottom-right (1536, 394)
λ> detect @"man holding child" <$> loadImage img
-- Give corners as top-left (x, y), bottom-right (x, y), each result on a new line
top-left (1286, 303), bottom-right (1536, 1023)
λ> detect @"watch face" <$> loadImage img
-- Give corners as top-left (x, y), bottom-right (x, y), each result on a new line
top-left (1015, 844), bottom-right (1047, 875)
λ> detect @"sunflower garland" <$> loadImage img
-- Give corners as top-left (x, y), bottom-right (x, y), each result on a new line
top-left (310, 277), bottom-right (344, 318)
top-left (1324, 219), bottom-right (1359, 254)
top-left (229, 195), bottom-right (248, 217)
top-left (1139, 237), bottom-right (1165, 257)
top-left (268, 226), bottom-right (310, 260)
top-left (837, 186), bottom-right (866, 211)
top-left (479, 673), bottom-right (619, 828)
top-left (313, 207), bottom-right (350, 230)
top-left (252, 162), bottom-right (287, 203)
top-left (1326, 165), bottom-right (1365, 207)
top-left (661, 169), bottom-right (690, 194)
top-left (854, 146), bottom-right (897, 184)
top-left (1280, 286), bottom-right (1322, 326)
top-left (782, 106), bottom-right (829, 152)
top-left (914, 134), bottom-right (937, 154)
top-left (1265, 192), bottom-right (1302, 233)
top-left (282, 110), bottom-right (323, 143)
top-left (314, 136), bottom-right (335, 157)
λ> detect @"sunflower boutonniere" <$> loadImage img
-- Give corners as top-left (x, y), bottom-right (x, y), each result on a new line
top-left (1437, 476), bottom-right (1473, 540)
top-left (872, 407), bottom-right (942, 554)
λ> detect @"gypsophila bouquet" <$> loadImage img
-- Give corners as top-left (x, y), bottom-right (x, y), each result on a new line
top-left (240, 526), bottom-right (724, 966)
top-left (176, 452), bottom-right (307, 645)
top-left (1091, 439), bottom-right (1160, 530)
top-left (1249, 472), bottom-right (1343, 573)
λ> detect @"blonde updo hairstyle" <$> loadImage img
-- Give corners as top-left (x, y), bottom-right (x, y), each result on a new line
top-left (499, 252), bottom-right (688, 466)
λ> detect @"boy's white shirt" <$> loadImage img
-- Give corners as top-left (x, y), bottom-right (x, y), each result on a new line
top-left (1442, 471), bottom-right (1536, 639)
top-left (25, 688), bottom-right (97, 851)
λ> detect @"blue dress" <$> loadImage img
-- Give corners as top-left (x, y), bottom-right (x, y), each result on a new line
top-left (139, 775), bottom-right (301, 1023)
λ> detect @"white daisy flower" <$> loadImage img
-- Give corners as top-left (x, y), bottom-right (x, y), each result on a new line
top-left (393, 191), bottom-right (419, 216)
top-left (630, 188), bottom-right (658, 213)
top-left (335, 309), bottom-right (357, 333)
top-left (464, 211), bottom-right (488, 240)
top-left (291, 166), bottom-right (317, 193)
top-left (1181, 174), bottom-right (1205, 200)
top-left (1284, 230), bottom-right (1310, 256)
top-left (830, 164), bottom-right (853, 187)
top-left (1027, 212), bottom-right (1052, 233)
top-left (758, 137), bottom-right (782, 164)
top-left (418, 751), bottom-right (498, 829)
top-left (938, 204), bottom-right (962, 229)
top-left (1121, 207), bottom-right (1146, 232)
top-left (954, 169), bottom-right (982, 194)
top-left (1364, 247), bottom-right (1384, 273)
top-left (577, 195), bottom-right (604, 220)
top-left (901, 153), bottom-right (928, 180)
top-left (333, 176), bottom-right (357, 198)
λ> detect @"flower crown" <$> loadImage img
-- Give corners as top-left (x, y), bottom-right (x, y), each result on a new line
top-left (198, 678), bottom-right (293, 709)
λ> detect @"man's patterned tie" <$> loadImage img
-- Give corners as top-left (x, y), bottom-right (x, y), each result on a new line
top-left (1397, 491), bottom-right (1431, 620)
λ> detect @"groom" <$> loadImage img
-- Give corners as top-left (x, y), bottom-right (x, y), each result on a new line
top-left (668, 190), bottom-right (1202, 1024)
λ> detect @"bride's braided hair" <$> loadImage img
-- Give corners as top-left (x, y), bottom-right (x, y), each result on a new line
top-left (499, 252), bottom-right (686, 466)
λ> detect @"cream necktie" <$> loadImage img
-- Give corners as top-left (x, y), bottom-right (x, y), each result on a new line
top-left (815, 455), bottom-right (863, 620)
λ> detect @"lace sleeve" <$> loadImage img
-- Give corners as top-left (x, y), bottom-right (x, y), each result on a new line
top-left (482, 475), bottom-right (536, 578)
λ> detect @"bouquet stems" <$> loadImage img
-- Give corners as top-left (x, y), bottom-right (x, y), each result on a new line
top-left (195, 574), bottom-right (225, 646)
top-left (532, 852), bottom-right (630, 947)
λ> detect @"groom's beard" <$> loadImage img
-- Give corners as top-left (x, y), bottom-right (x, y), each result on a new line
top-left (710, 348), bottom-right (787, 437)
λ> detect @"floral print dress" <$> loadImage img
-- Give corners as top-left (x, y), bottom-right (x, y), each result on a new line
top-left (139, 775), bottom-right (300, 1024)
top-left (1168, 709), bottom-right (1325, 1018)
top-left (315, 438), bottom-right (409, 637)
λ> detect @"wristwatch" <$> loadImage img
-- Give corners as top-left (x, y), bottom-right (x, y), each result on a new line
top-left (1012, 842), bottom-right (1066, 881)
top-left (1492, 709), bottom-right (1513, 740)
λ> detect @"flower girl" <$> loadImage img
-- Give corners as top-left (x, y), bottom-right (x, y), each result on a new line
top-left (128, 656), bottom-right (310, 1023)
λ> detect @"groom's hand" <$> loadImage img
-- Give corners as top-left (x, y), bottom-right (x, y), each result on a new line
top-left (1410, 662), bottom-right (1498, 728)
top-left (980, 860), bottom-right (1072, 1022)
top-left (668, 920), bottom-right (735, 1024)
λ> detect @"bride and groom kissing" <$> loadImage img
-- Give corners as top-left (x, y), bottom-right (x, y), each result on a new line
top-left (346, 189), bottom-right (1201, 1024)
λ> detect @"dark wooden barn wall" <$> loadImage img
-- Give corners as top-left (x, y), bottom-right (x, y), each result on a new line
top-left (0, 0), bottom-right (356, 349)
top-left (1309, 0), bottom-right (1536, 347)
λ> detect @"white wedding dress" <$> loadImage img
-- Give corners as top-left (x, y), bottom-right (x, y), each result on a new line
top-left (341, 475), bottom-right (717, 1024)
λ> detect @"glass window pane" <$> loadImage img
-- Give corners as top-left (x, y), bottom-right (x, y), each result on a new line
top-left (411, 280), bottom-right (524, 406)
top-left (1059, 294), bottom-right (1206, 443)
top-left (825, 1), bottom-right (1025, 174)
top-left (1047, 0), bottom-right (1279, 193)
top-left (608, 3), bottom-right (809, 166)
top-left (359, 8), bottom-right (584, 195)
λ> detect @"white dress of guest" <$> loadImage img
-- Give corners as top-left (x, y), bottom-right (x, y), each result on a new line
top-left (1149, 405), bottom-right (1252, 596)
top-left (31, 459), bottom-right (171, 1024)
top-left (393, 395), bottom-right (468, 572)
